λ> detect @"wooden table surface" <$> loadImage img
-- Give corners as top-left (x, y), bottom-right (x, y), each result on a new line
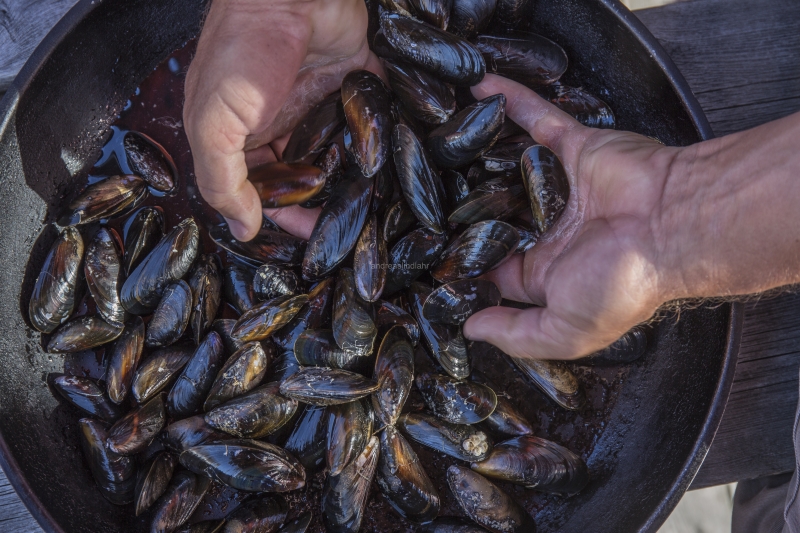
top-left (2, 0), bottom-right (800, 530)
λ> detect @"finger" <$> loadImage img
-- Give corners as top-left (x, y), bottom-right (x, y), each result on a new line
top-left (263, 205), bottom-right (321, 240)
top-left (481, 255), bottom-right (536, 305)
top-left (245, 144), bottom-right (279, 168)
top-left (269, 132), bottom-right (293, 162)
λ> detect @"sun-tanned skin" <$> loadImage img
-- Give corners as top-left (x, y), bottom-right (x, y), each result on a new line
top-left (184, 0), bottom-right (800, 361)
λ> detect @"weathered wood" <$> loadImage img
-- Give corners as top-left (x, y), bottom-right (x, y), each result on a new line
top-left (0, 469), bottom-right (41, 532)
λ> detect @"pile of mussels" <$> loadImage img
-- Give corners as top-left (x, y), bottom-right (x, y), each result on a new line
top-left (29, 2), bottom-right (652, 532)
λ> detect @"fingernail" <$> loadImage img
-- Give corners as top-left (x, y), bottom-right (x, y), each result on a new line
top-left (226, 218), bottom-right (248, 241)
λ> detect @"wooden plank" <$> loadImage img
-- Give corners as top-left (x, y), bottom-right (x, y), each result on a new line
top-left (0, 0), bottom-right (80, 92)
top-left (0, 468), bottom-right (42, 533)
top-left (636, 0), bottom-right (800, 488)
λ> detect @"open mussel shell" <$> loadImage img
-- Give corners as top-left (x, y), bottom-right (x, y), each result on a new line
top-left (377, 425), bottom-right (441, 523)
top-left (302, 142), bottom-right (345, 208)
top-left (29, 227), bottom-right (83, 334)
top-left (333, 268), bottom-right (377, 356)
top-left (416, 372), bottom-right (497, 424)
top-left (341, 70), bottom-right (393, 177)
top-left (180, 439), bottom-right (306, 492)
top-left (232, 294), bottom-right (308, 342)
top-left (285, 405), bottom-right (329, 473)
top-left (471, 435), bottom-right (589, 495)
top-left (379, 12), bottom-right (485, 86)
top-left (302, 170), bottom-right (373, 281)
top-left (223, 264), bottom-right (256, 315)
top-left (212, 319), bottom-right (244, 355)
top-left (420, 517), bottom-right (489, 532)
top-left (447, 465), bottom-right (536, 533)
top-left (372, 326), bottom-right (415, 426)
top-left (51, 374), bottom-right (122, 422)
top-left (399, 412), bottom-right (492, 461)
top-left (123, 206), bottom-right (164, 276)
top-left (327, 398), bottom-right (373, 476)
top-left (509, 356), bottom-right (585, 410)
top-left (282, 91), bottom-right (346, 164)
top-left (448, 174), bottom-right (527, 225)
top-left (205, 381), bottom-right (298, 439)
top-left (278, 512), bottom-right (313, 533)
top-left (322, 435), bottom-right (379, 533)
top-left (383, 200), bottom-right (417, 243)
top-left (161, 415), bottom-right (229, 453)
top-left (536, 84), bottom-right (615, 129)
top-left (210, 218), bottom-right (306, 268)
top-left (78, 418), bottom-right (136, 505)
top-left (47, 315), bottom-right (123, 353)
top-left (384, 228), bottom-right (448, 296)
top-left (385, 60), bottom-right (457, 125)
top-left (85, 227), bottom-right (126, 327)
top-left (353, 214), bottom-right (388, 302)
top-left (583, 324), bottom-right (651, 366)
top-left (132, 344), bottom-right (193, 404)
top-left (150, 471), bottom-right (212, 533)
top-left (134, 451), bottom-right (177, 516)
top-left (204, 341), bottom-right (271, 411)
top-left (375, 300), bottom-right (420, 347)
top-left (106, 316), bottom-right (145, 404)
top-left (121, 217), bottom-right (199, 314)
top-left (410, 282), bottom-right (471, 379)
top-left (249, 162), bottom-right (326, 207)
top-left (426, 95), bottom-right (506, 169)
top-left (188, 254), bottom-right (222, 345)
top-left (167, 331), bottom-right (226, 418)
top-left (471, 370), bottom-right (533, 438)
top-left (225, 495), bottom-right (289, 533)
top-left (107, 395), bottom-right (166, 455)
top-left (294, 329), bottom-right (360, 370)
top-left (431, 220), bottom-right (520, 283)
top-left (449, 0), bottom-right (496, 38)
top-left (521, 144), bottom-right (569, 233)
top-left (475, 32), bottom-right (568, 88)
top-left (423, 279), bottom-right (502, 326)
top-left (58, 174), bottom-right (147, 226)
top-left (254, 263), bottom-right (299, 300)
top-left (145, 280), bottom-right (192, 347)
top-left (280, 367), bottom-right (379, 406)
top-left (393, 124), bottom-right (447, 234)
top-left (274, 277), bottom-right (335, 351)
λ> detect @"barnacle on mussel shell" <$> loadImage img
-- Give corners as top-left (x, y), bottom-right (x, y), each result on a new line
top-left (167, 332), bottom-right (226, 418)
top-left (471, 435), bottom-right (589, 495)
top-left (400, 412), bottom-right (492, 461)
top-left (285, 405), bottom-right (329, 473)
top-left (377, 425), bottom-right (441, 523)
top-left (124, 131), bottom-right (177, 193)
top-left (326, 398), bottom-right (373, 476)
top-left (222, 264), bottom-right (256, 315)
top-left (205, 381), bottom-right (298, 439)
top-left (132, 344), bottom-right (193, 404)
top-left (431, 220), bottom-right (519, 283)
top-left (393, 124), bottom-right (447, 234)
top-left (106, 316), bottom-right (145, 404)
top-left (423, 278), bottom-right (502, 326)
top-left (416, 372), bottom-right (497, 424)
top-left (448, 175), bottom-right (528, 225)
top-left (107, 395), bottom-right (166, 455)
top-left (123, 206), bottom-right (164, 276)
top-left (253, 263), bottom-right (300, 300)
top-left (353, 214), bottom-right (388, 302)
top-left (58, 174), bottom-right (147, 226)
top-left (509, 356), bottom-right (585, 410)
top-left (375, 300), bottom-right (420, 347)
top-left (145, 280), bottom-right (192, 347)
top-left (385, 61), bottom-right (457, 125)
top-left (273, 277), bottom-right (335, 351)
top-left (78, 418), bottom-right (136, 505)
top-left (372, 326), bottom-right (415, 426)
top-left (322, 435), bottom-right (379, 533)
top-left (204, 341), bottom-right (271, 411)
top-left (378, 12), bottom-right (485, 86)
top-left (232, 294), bottom-right (308, 342)
top-left (384, 228), bottom-right (448, 295)
top-left (180, 439), bottom-right (306, 492)
top-left (449, 0), bottom-right (496, 38)
top-left (225, 495), bottom-right (289, 533)
top-left (582, 324), bottom-right (651, 366)
top-left (342, 70), bottom-right (394, 177)
top-left (160, 415), bottom-right (229, 453)
top-left (282, 91), bottom-right (346, 164)
top-left (51, 374), bottom-right (122, 422)
top-left (249, 162), bottom-right (326, 207)
top-left (280, 367), bottom-right (379, 406)
top-left (447, 465), bottom-right (536, 533)
top-left (150, 471), bottom-right (212, 533)
top-left (475, 32), bottom-right (568, 88)
top-left (85, 227), bottom-right (126, 327)
top-left (134, 451), bottom-right (176, 516)
top-left (426, 95), bottom-right (506, 169)
top-left (210, 218), bottom-right (306, 268)
top-left (121, 217), bottom-right (199, 314)
top-left (521, 145), bottom-right (569, 233)
top-left (47, 315), bottom-right (123, 353)
top-left (333, 268), bottom-right (377, 357)
top-left (29, 227), bottom-right (83, 334)
top-left (537, 84), bottom-right (616, 129)
top-left (293, 329), bottom-right (360, 370)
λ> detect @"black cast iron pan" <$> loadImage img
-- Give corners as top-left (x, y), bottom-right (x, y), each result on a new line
top-left (0, 0), bottom-right (741, 531)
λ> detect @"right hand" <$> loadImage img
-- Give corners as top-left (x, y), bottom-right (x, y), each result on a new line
top-left (183, 0), bottom-right (376, 241)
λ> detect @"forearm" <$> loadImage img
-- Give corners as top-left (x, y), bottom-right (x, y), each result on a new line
top-left (657, 111), bottom-right (800, 300)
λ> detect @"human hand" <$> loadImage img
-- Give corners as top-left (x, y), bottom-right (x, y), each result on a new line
top-left (184, 0), bottom-right (376, 241)
top-left (462, 74), bottom-right (688, 361)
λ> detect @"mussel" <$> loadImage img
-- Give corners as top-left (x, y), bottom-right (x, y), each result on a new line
top-left (385, 61), bottom-right (457, 125)
top-left (273, 277), bottom-right (335, 351)
top-left (284, 405), bottom-right (329, 473)
top-left (145, 280), bottom-right (192, 347)
top-left (420, 517), bottom-right (489, 532)
top-left (372, 326), bottom-right (415, 426)
top-left (377, 425), bottom-right (440, 523)
top-left (471, 435), bottom-right (589, 495)
top-left (124, 131), bottom-right (177, 193)
top-left (161, 415), bottom-right (229, 453)
top-left (249, 162), bottom-right (326, 207)
top-left (58, 174), bottom-right (147, 226)
top-left (415, 372), bottom-right (497, 424)
top-left (253, 263), bottom-right (300, 300)
top-left (382, 200), bottom-right (417, 243)
top-left (222, 264), bottom-right (256, 315)
top-left (423, 279), bottom-right (501, 326)
top-left (84, 227), bottom-right (126, 327)
top-left (293, 329), bottom-right (360, 370)
top-left (475, 32), bottom-right (568, 88)
top-left (224, 495), bottom-right (289, 533)
top-left (449, 0), bottom-right (496, 38)
top-left (520, 145), bottom-right (569, 233)
top-left (188, 254), bottom-right (222, 345)
top-left (471, 370), bottom-right (533, 438)
top-left (134, 451), bottom-right (177, 516)
top-left (399, 412), bottom-right (492, 461)
top-left (278, 512), bottom-right (313, 533)
top-left (341, 70), bottom-right (394, 177)
top-left (426, 95), bottom-right (506, 169)
top-left (333, 268), bottom-right (377, 357)
top-left (150, 471), bottom-right (212, 533)
top-left (132, 345), bottom-right (193, 404)
top-left (180, 439), bottom-right (306, 492)
top-left (410, 283), bottom-right (471, 379)
top-left (210, 218), bottom-right (306, 268)
top-left (353, 214), bottom-right (388, 302)
top-left (375, 300), bottom-right (420, 347)
top-left (167, 332), bottom-right (226, 418)
top-left (448, 175), bottom-right (528, 225)
top-left (29, 227), bottom-right (83, 334)
top-left (302, 142), bottom-right (345, 208)
top-left (51, 374), bottom-right (122, 422)
top-left (78, 418), bottom-right (136, 505)
top-left (536, 84), bottom-right (615, 129)
top-left (322, 435), bottom-right (379, 533)
top-left (326, 399), bottom-right (373, 476)
top-left (105, 316), bottom-right (146, 404)
top-left (176, 521), bottom-right (225, 533)
top-left (205, 381), bottom-right (299, 439)
top-left (409, 0), bottom-right (452, 28)
top-left (431, 220), bottom-right (519, 283)
top-left (204, 341), bottom-right (271, 411)
top-left (508, 356), bottom-right (585, 410)
top-left (384, 228), bottom-right (448, 295)
top-left (442, 169), bottom-right (471, 211)
top-left (280, 367), bottom-right (379, 406)
top-left (282, 91), bottom-right (346, 164)
top-left (212, 318), bottom-right (244, 355)
top-left (122, 206), bottom-right (164, 276)
top-left (107, 395), bottom-right (166, 455)
top-left (47, 315), bottom-right (123, 353)
top-left (232, 294), bottom-right (308, 342)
